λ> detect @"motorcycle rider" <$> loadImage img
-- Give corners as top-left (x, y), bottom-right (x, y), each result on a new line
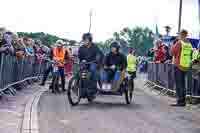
top-left (78, 33), bottom-right (103, 62)
top-left (42, 40), bottom-right (69, 93)
top-left (78, 33), bottom-right (104, 91)
top-left (103, 41), bottom-right (127, 90)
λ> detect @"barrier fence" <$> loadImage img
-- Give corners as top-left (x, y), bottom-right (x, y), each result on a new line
top-left (0, 54), bottom-right (48, 95)
top-left (147, 63), bottom-right (200, 97)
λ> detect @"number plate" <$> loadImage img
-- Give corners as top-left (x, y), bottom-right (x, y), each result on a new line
top-left (53, 66), bottom-right (58, 72)
top-left (107, 84), bottom-right (112, 90)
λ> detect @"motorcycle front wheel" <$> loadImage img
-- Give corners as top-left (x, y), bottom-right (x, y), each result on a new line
top-left (67, 76), bottom-right (81, 106)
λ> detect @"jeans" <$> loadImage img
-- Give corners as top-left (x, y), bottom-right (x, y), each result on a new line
top-left (100, 69), bottom-right (120, 83)
top-left (89, 63), bottom-right (97, 81)
top-left (105, 69), bottom-right (115, 83)
top-left (174, 66), bottom-right (187, 104)
top-left (52, 67), bottom-right (65, 90)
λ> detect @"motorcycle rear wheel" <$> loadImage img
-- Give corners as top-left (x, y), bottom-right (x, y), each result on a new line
top-left (124, 80), bottom-right (133, 104)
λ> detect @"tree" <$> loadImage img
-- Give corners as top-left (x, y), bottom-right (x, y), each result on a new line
top-left (97, 26), bottom-right (153, 56)
top-left (117, 27), bottom-right (153, 55)
top-left (17, 32), bottom-right (76, 47)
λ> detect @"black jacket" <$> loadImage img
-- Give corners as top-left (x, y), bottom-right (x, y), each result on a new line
top-left (104, 52), bottom-right (127, 70)
top-left (78, 43), bottom-right (104, 63)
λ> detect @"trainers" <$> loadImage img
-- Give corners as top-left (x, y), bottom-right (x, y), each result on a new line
top-left (170, 103), bottom-right (185, 107)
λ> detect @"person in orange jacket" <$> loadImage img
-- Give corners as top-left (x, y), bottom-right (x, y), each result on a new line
top-left (40, 40), bottom-right (69, 93)
top-left (170, 29), bottom-right (192, 107)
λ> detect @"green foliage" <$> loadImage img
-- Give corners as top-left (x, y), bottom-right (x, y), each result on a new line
top-left (97, 27), bottom-right (154, 56)
top-left (18, 27), bottom-right (153, 56)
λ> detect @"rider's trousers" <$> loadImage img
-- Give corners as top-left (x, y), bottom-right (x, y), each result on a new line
top-left (89, 63), bottom-right (98, 81)
top-left (105, 69), bottom-right (116, 83)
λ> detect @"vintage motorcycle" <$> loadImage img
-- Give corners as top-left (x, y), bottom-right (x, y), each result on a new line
top-left (67, 60), bottom-right (134, 106)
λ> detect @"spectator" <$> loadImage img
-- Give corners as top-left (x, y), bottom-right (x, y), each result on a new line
top-left (35, 40), bottom-right (45, 60)
top-left (170, 29), bottom-right (192, 107)
top-left (162, 45), bottom-right (172, 63)
top-left (153, 40), bottom-right (165, 63)
top-left (147, 48), bottom-right (154, 61)
top-left (64, 47), bottom-right (73, 77)
top-left (171, 38), bottom-right (179, 64)
top-left (127, 47), bottom-right (138, 91)
top-left (68, 48), bottom-right (72, 55)
top-left (12, 34), bottom-right (25, 58)
top-left (2, 31), bottom-right (14, 55)
top-left (24, 37), bottom-right (34, 56)
top-left (0, 29), bottom-right (7, 53)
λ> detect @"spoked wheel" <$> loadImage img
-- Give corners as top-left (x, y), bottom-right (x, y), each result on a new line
top-left (52, 75), bottom-right (59, 94)
top-left (67, 76), bottom-right (81, 106)
top-left (128, 79), bottom-right (134, 102)
top-left (125, 80), bottom-right (133, 104)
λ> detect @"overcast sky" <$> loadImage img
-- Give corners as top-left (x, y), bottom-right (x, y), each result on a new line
top-left (0, 0), bottom-right (199, 41)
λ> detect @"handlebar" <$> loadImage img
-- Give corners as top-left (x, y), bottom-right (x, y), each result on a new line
top-left (76, 60), bottom-right (97, 65)
top-left (43, 58), bottom-right (64, 65)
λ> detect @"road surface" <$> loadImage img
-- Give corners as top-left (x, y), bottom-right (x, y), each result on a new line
top-left (38, 78), bottom-right (200, 133)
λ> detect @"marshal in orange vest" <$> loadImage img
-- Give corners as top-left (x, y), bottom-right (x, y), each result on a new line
top-left (52, 48), bottom-right (66, 67)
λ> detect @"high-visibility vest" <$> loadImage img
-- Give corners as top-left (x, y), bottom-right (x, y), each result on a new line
top-left (52, 48), bottom-right (65, 67)
top-left (180, 40), bottom-right (192, 68)
top-left (127, 54), bottom-right (137, 72)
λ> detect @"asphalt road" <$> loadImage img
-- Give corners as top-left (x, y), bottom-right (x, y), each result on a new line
top-left (38, 78), bottom-right (200, 133)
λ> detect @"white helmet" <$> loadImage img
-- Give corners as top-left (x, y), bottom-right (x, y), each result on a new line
top-left (55, 40), bottom-right (64, 47)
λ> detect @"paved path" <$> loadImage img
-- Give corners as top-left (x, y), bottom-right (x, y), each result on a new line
top-left (38, 76), bottom-right (200, 133)
top-left (0, 83), bottom-right (42, 133)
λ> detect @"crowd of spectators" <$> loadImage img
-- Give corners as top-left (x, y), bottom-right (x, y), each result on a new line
top-left (0, 27), bottom-right (49, 63)
top-left (147, 39), bottom-right (172, 63)
top-left (147, 37), bottom-right (200, 66)
top-left (146, 29), bottom-right (200, 101)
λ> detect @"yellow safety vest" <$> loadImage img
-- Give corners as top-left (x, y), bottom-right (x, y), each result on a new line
top-left (180, 40), bottom-right (192, 68)
top-left (127, 54), bottom-right (137, 72)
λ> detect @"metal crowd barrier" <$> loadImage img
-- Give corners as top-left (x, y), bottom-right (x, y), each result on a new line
top-left (0, 54), bottom-right (48, 96)
top-left (147, 63), bottom-right (200, 97)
